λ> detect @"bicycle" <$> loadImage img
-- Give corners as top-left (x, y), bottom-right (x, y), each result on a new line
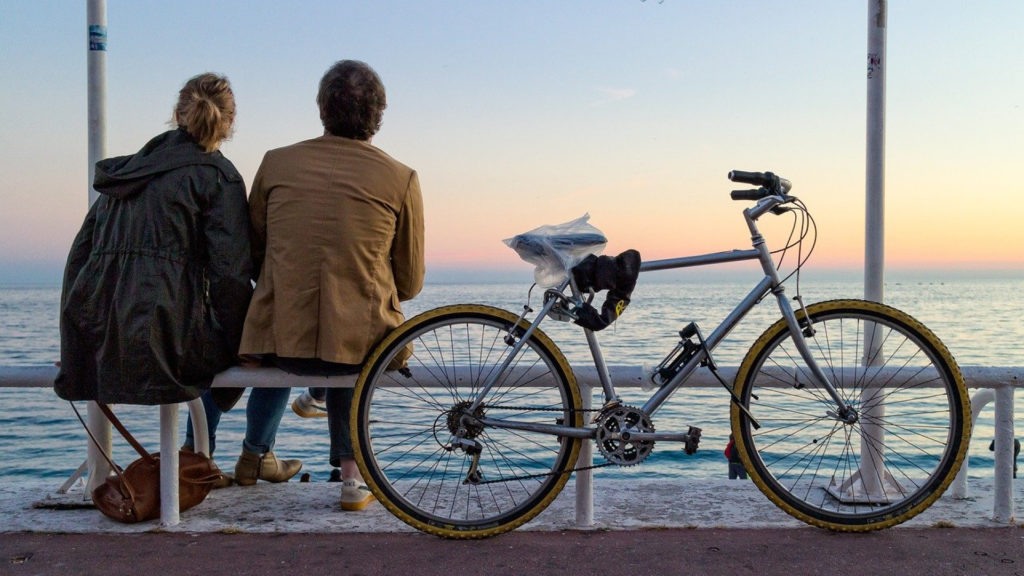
top-left (350, 170), bottom-right (971, 539)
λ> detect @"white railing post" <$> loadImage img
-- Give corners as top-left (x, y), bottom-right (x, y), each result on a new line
top-left (159, 403), bottom-right (180, 526)
top-left (575, 382), bottom-right (594, 528)
top-left (992, 386), bottom-right (1015, 523)
top-left (952, 389), bottom-right (995, 499)
top-left (84, 401), bottom-right (112, 499)
top-left (187, 397), bottom-right (211, 457)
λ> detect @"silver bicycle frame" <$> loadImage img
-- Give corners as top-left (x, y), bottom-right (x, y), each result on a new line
top-left (470, 194), bottom-right (852, 438)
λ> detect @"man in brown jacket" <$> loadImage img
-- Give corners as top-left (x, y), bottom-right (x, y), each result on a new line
top-left (233, 60), bottom-right (425, 509)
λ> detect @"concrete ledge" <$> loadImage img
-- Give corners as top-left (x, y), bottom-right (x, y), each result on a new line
top-left (10, 476), bottom-right (1022, 534)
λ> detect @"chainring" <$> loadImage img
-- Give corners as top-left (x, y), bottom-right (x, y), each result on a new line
top-left (594, 404), bottom-right (655, 466)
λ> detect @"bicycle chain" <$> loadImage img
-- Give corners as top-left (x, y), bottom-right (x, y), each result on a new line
top-left (464, 404), bottom-right (615, 485)
top-left (487, 404), bottom-right (600, 413)
top-left (470, 460), bottom-right (614, 485)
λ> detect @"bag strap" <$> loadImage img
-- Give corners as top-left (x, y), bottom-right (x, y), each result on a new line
top-left (94, 403), bottom-right (155, 463)
top-left (72, 402), bottom-right (223, 485)
top-left (69, 401), bottom-right (124, 475)
top-left (69, 402), bottom-right (155, 465)
top-left (69, 402), bottom-right (151, 518)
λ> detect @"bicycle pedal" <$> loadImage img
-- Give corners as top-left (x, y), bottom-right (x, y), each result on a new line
top-left (683, 426), bottom-right (702, 455)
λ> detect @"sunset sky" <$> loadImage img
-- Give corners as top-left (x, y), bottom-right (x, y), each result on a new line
top-left (2, 1), bottom-right (1022, 284)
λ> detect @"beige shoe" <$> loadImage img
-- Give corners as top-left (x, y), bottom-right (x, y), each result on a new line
top-left (234, 450), bottom-right (303, 486)
top-left (340, 479), bottom-right (375, 511)
top-left (291, 391), bottom-right (328, 418)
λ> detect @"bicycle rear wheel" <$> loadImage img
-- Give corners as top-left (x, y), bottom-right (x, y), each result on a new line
top-left (351, 304), bottom-right (583, 539)
top-left (731, 299), bottom-right (970, 531)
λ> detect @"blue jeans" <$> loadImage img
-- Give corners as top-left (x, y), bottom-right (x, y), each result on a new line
top-left (185, 387), bottom-right (291, 455)
top-left (728, 461), bottom-right (748, 480)
top-left (271, 356), bottom-right (360, 468)
top-left (326, 387), bottom-right (354, 467)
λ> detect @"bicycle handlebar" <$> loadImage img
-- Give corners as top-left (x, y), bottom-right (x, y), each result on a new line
top-left (730, 188), bottom-right (770, 201)
top-left (728, 170), bottom-right (792, 196)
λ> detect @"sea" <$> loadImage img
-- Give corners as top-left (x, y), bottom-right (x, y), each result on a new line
top-left (2, 273), bottom-right (1022, 486)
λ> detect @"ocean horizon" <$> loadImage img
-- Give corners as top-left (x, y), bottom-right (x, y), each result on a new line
top-left (2, 260), bottom-right (1023, 286)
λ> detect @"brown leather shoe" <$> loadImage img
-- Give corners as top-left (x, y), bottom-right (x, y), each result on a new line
top-left (234, 450), bottom-right (302, 486)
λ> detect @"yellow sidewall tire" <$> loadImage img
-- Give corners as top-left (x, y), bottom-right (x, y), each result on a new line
top-left (731, 299), bottom-right (970, 531)
top-left (351, 304), bottom-right (582, 539)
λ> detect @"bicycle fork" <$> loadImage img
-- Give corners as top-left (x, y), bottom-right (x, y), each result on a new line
top-left (774, 290), bottom-right (858, 424)
top-left (745, 206), bottom-right (856, 424)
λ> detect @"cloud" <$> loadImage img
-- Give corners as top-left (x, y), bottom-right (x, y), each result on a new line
top-left (592, 87), bottom-right (637, 106)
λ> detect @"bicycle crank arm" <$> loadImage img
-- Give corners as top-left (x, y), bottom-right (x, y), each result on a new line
top-left (615, 426), bottom-right (702, 455)
top-left (618, 430), bottom-right (696, 442)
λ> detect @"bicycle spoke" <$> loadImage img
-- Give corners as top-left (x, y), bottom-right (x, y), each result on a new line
top-left (354, 306), bottom-right (581, 537)
top-left (734, 300), bottom-right (968, 530)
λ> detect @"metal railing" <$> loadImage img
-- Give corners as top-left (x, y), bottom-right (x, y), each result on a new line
top-left (1, 365), bottom-right (1019, 527)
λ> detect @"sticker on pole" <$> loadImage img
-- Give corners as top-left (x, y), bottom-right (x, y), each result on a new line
top-left (89, 25), bottom-right (107, 51)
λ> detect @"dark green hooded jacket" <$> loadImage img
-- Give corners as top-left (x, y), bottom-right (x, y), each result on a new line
top-left (55, 129), bottom-right (253, 405)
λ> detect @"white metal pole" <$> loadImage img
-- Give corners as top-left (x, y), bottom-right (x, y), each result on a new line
top-left (865, 0), bottom-right (886, 302)
top-left (859, 0), bottom-right (888, 499)
top-left (87, 0), bottom-right (106, 206)
top-left (84, 0), bottom-right (111, 500)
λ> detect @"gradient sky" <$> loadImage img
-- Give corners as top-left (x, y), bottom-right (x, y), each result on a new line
top-left (1, 1), bottom-right (1022, 284)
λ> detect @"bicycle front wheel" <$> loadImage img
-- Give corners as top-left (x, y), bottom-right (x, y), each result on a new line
top-left (732, 299), bottom-right (970, 531)
top-left (351, 304), bottom-right (583, 539)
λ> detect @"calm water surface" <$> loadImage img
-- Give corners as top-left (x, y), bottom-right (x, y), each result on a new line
top-left (1, 276), bottom-right (1021, 483)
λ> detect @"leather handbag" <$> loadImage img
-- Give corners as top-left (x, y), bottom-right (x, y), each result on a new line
top-left (72, 402), bottom-right (224, 523)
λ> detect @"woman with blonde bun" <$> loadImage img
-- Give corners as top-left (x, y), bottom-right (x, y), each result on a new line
top-left (57, 74), bottom-right (253, 467)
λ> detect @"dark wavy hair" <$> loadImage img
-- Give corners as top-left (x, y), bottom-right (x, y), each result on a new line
top-left (317, 60), bottom-right (386, 140)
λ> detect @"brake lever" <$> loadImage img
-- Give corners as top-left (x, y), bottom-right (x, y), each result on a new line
top-left (770, 195), bottom-right (798, 215)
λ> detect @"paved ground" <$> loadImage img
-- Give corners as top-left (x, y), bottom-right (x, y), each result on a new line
top-left (3, 528), bottom-right (1023, 576)
top-left (2, 477), bottom-right (1022, 575)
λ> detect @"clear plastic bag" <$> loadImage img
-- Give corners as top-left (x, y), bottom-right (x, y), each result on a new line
top-left (503, 214), bottom-right (608, 288)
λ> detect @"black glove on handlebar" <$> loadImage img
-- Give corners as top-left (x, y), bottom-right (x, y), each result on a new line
top-left (571, 249), bottom-right (641, 331)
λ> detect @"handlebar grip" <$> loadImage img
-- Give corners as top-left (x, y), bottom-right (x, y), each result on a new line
top-left (728, 170), bottom-right (772, 187)
top-left (728, 170), bottom-right (793, 195)
top-left (731, 188), bottom-right (770, 201)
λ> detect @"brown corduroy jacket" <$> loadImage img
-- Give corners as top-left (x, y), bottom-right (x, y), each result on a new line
top-left (239, 134), bottom-right (424, 364)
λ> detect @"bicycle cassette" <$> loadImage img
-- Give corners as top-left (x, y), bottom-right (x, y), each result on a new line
top-left (594, 404), bottom-right (655, 466)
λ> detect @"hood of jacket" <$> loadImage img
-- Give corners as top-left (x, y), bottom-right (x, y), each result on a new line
top-left (93, 128), bottom-right (242, 199)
